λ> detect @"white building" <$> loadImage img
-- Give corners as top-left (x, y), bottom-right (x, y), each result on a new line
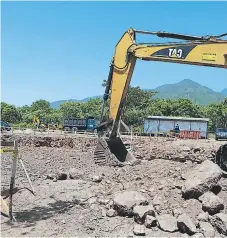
top-left (144, 116), bottom-right (210, 138)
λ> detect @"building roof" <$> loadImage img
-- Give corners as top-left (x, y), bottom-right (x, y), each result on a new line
top-left (145, 115), bottom-right (210, 122)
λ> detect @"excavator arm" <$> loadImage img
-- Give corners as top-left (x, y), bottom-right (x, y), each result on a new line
top-left (94, 28), bottom-right (227, 166)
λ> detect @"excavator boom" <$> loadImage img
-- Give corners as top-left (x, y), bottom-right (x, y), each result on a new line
top-left (94, 28), bottom-right (227, 166)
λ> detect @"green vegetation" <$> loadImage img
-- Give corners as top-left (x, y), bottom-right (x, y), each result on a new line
top-left (1, 85), bottom-right (227, 132)
top-left (50, 79), bottom-right (226, 109)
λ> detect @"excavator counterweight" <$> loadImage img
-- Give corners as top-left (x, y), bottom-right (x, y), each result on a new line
top-left (93, 27), bottom-right (227, 167)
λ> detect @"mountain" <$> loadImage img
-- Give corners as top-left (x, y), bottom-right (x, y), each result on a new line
top-left (50, 79), bottom-right (226, 108)
top-left (50, 96), bottom-right (102, 109)
top-left (152, 79), bottom-right (225, 105)
top-left (220, 88), bottom-right (227, 96)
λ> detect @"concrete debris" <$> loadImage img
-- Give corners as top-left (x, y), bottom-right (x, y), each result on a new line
top-left (209, 213), bottom-right (227, 235)
top-left (182, 160), bottom-right (223, 199)
top-left (199, 222), bottom-right (215, 238)
top-left (106, 209), bottom-right (118, 217)
top-left (133, 224), bottom-right (145, 236)
top-left (133, 205), bottom-right (155, 224)
top-left (145, 215), bottom-right (157, 228)
top-left (113, 190), bottom-right (148, 216)
top-left (197, 212), bottom-right (209, 222)
top-left (198, 191), bottom-right (224, 215)
top-left (177, 213), bottom-right (197, 235)
top-left (157, 214), bottom-right (178, 232)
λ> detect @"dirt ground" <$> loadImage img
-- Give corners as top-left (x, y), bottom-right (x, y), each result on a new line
top-left (1, 133), bottom-right (227, 237)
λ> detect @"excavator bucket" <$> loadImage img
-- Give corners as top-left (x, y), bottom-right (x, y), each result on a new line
top-left (93, 136), bottom-right (137, 166)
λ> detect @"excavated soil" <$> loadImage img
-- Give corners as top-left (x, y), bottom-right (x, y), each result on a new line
top-left (1, 133), bottom-right (227, 237)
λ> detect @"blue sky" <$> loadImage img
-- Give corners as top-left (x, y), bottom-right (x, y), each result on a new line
top-left (2, 1), bottom-right (227, 107)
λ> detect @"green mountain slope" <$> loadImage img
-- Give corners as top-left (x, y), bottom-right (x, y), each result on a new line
top-left (152, 79), bottom-right (225, 105)
top-left (50, 79), bottom-right (226, 108)
top-left (50, 96), bottom-right (102, 109)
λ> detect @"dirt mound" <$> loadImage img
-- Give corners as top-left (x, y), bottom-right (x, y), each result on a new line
top-left (1, 133), bottom-right (227, 237)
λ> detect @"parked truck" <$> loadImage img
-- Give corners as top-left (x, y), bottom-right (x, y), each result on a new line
top-left (63, 116), bottom-right (99, 132)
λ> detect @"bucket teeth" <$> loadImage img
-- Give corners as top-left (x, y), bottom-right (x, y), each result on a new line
top-left (93, 137), bottom-right (136, 167)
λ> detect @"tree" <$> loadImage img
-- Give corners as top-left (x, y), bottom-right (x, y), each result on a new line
top-left (59, 102), bottom-right (83, 118)
top-left (31, 100), bottom-right (50, 112)
top-left (1, 102), bottom-right (21, 123)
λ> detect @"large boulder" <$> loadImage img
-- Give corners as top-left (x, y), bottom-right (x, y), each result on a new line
top-left (113, 190), bottom-right (148, 216)
top-left (177, 213), bottom-right (197, 235)
top-left (182, 160), bottom-right (222, 199)
top-left (198, 192), bottom-right (224, 215)
top-left (157, 214), bottom-right (178, 232)
top-left (209, 213), bottom-right (227, 235)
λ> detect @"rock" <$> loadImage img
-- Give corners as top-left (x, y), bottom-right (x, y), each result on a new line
top-left (182, 160), bottom-right (222, 199)
top-left (46, 174), bottom-right (54, 180)
top-left (92, 175), bottom-right (102, 183)
top-left (113, 190), bottom-right (148, 216)
top-left (133, 224), bottom-right (145, 236)
top-left (133, 205), bottom-right (155, 224)
top-left (197, 212), bottom-right (209, 222)
top-left (177, 213), bottom-right (197, 235)
top-left (106, 209), bottom-right (117, 217)
top-left (191, 233), bottom-right (204, 238)
top-left (153, 195), bottom-right (162, 206)
top-left (173, 208), bottom-right (184, 218)
top-left (218, 177), bottom-right (227, 191)
top-left (174, 181), bottom-right (183, 189)
top-left (198, 192), bottom-right (224, 215)
top-left (145, 215), bottom-right (157, 228)
top-left (53, 178), bottom-right (57, 182)
top-left (181, 146), bottom-right (191, 152)
top-left (97, 198), bottom-right (109, 205)
top-left (68, 168), bottom-right (83, 179)
top-left (157, 214), bottom-right (178, 232)
top-left (193, 146), bottom-right (201, 153)
top-left (209, 213), bottom-right (227, 235)
top-left (199, 222), bottom-right (215, 237)
top-left (56, 170), bottom-right (67, 180)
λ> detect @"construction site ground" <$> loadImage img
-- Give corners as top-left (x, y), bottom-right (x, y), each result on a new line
top-left (1, 132), bottom-right (227, 237)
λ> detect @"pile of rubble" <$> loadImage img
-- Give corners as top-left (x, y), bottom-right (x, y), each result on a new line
top-left (44, 159), bottom-right (227, 237)
top-left (103, 160), bottom-right (226, 237)
top-left (104, 160), bottom-right (227, 237)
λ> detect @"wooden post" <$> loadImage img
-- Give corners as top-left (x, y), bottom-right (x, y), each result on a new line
top-left (9, 141), bottom-right (18, 220)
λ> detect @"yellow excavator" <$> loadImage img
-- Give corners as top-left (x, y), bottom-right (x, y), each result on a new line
top-left (93, 28), bottom-right (227, 168)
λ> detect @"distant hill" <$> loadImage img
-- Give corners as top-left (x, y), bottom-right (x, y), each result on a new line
top-left (220, 88), bottom-right (227, 96)
top-left (50, 79), bottom-right (226, 108)
top-left (50, 96), bottom-right (102, 109)
top-left (152, 79), bottom-right (225, 105)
